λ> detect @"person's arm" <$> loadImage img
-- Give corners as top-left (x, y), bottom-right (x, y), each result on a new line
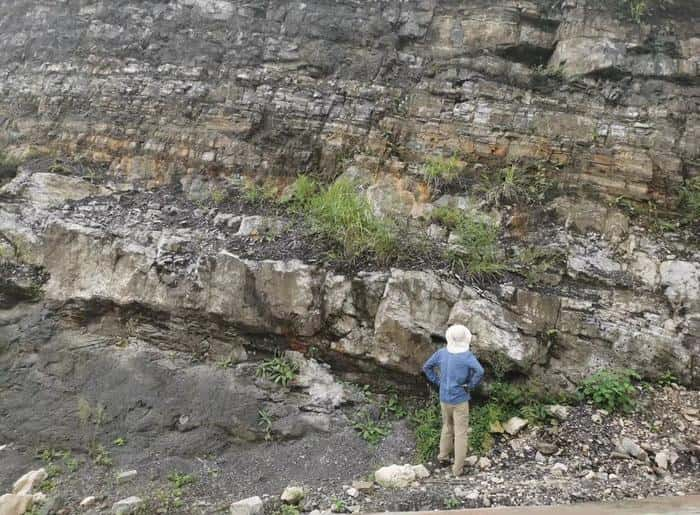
top-left (466, 355), bottom-right (485, 390)
top-left (422, 351), bottom-right (441, 386)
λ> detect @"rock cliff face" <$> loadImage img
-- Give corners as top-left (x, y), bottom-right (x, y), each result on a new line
top-left (1, 164), bottom-right (698, 390)
top-left (0, 2), bottom-right (699, 394)
top-left (1, 0), bottom-right (698, 199)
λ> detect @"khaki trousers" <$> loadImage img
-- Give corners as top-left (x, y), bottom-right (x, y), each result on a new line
top-left (438, 401), bottom-right (470, 475)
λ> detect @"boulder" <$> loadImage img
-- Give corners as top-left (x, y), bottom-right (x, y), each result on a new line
top-left (411, 464), bottom-right (431, 479)
top-left (351, 480), bottom-right (373, 492)
top-left (477, 457), bottom-right (491, 470)
top-left (12, 469), bottom-right (47, 496)
top-left (0, 494), bottom-right (33, 515)
top-left (373, 270), bottom-right (460, 373)
top-left (280, 486), bottom-right (305, 505)
top-left (80, 496), bottom-right (97, 507)
top-left (619, 437), bottom-right (647, 461)
top-left (654, 450), bottom-right (669, 470)
top-left (374, 464), bottom-right (417, 488)
top-left (116, 470), bottom-right (138, 483)
top-left (112, 496), bottom-right (143, 515)
top-left (551, 463), bottom-right (568, 476)
top-left (544, 405), bottom-right (570, 421)
top-left (230, 496), bottom-right (263, 515)
top-left (449, 295), bottom-right (539, 371)
top-left (236, 216), bottom-right (286, 238)
top-left (503, 417), bottom-right (528, 436)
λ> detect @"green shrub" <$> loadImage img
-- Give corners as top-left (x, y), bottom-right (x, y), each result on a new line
top-left (410, 400), bottom-right (442, 463)
top-left (352, 412), bottom-right (390, 445)
top-left (423, 155), bottom-right (463, 192)
top-left (331, 498), bottom-right (347, 513)
top-left (513, 247), bottom-right (565, 286)
top-left (277, 506), bottom-right (301, 515)
top-left (481, 165), bottom-right (527, 205)
top-left (444, 497), bottom-right (462, 509)
top-left (469, 403), bottom-right (505, 455)
top-left (0, 151), bottom-right (19, 182)
top-left (258, 409), bottom-right (273, 441)
top-left (285, 175), bottom-right (319, 212)
top-left (210, 188), bottom-right (227, 205)
top-left (306, 178), bottom-right (398, 263)
top-left (256, 355), bottom-right (299, 387)
top-left (431, 206), bottom-right (462, 229)
top-left (480, 164), bottom-right (560, 206)
top-left (242, 178), bottom-right (278, 204)
top-left (446, 214), bottom-right (504, 278)
top-left (678, 177), bottom-right (700, 225)
top-left (167, 471), bottom-right (196, 490)
top-left (657, 370), bottom-right (679, 387)
top-left (580, 369), bottom-right (639, 412)
top-left (619, 0), bottom-right (647, 23)
top-left (380, 392), bottom-right (409, 419)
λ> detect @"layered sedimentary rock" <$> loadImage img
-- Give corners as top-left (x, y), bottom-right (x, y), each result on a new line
top-left (0, 0), bottom-right (698, 200)
top-left (1, 169), bottom-right (697, 389)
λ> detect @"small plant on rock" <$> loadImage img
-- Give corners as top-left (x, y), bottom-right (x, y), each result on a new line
top-left (284, 175), bottom-right (319, 212)
top-left (618, 0), bottom-right (647, 23)
top-left (446, 214), bottom-right (505, 278)
top-left (167, 471), bottom-right (196, 489)
top-left (678, 177), bottom-right (700, 226)
top-left (210, 188), bottom-right (227, 205)
top-left (580, 369), bottom-right (640, 413)
top-left (513, 247), bottom-right (565, 286)
top-left (0, 151), bottom-right (19, 183)
top-left (258, 409), bottom-right (274, 441)
top-left (256, 354), bottom-right (299, 387)
top-left (423, 155), bottom-right (463, 193)
top-left (444, 497), bottom-right (462, 509)
top-left (380, 391), bottom-right (409, 420)
top-left (431, 206), bottom-right (462, 229)
top-left (242, 177), bottom-right (278, 204)
top-left (277, 506), bottom-right (301, 515)
top-left (657, 370), bottom-right (679, 387)
top-left (217, 354), bottom-right (236, 369)
top-left (352, 412), bottom-right (390, 445)
top-left (92, 444), bottom-right (113, 467)
top-left (331, 498), bottom-right (348, 513)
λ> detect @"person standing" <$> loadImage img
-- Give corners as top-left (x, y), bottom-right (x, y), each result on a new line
top-left (422, 324), bottom-right (484, 476)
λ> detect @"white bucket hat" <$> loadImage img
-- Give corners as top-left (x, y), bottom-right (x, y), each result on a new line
top-left (446, 324), bottom-right (472, 354)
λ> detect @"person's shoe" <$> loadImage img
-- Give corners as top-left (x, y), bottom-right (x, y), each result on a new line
top-left (437, 457), bottom-right (450, 468)
top-left (452, 468), bottom-right (464, 477)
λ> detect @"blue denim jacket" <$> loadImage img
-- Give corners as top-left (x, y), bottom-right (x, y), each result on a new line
top-left (422, 348), bottom-right (484, 404)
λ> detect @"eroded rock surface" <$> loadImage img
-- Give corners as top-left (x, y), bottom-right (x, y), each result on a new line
top-left (1, 167), bottom-right (697, 392)
top-left (0, 0), bottom-right (697, 201)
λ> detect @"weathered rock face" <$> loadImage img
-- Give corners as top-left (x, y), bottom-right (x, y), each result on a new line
top-left (0, 0), bottom-right (698, 200)
top-left (1, 170), bottom-right (697, 389)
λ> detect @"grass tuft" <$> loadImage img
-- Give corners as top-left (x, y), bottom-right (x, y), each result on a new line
top-left (445, 214), bottom-right (505, 278)
top-left (423, 155), bottom-right (463, 193)
top-left (305, 178), bottom-right (398, 263)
